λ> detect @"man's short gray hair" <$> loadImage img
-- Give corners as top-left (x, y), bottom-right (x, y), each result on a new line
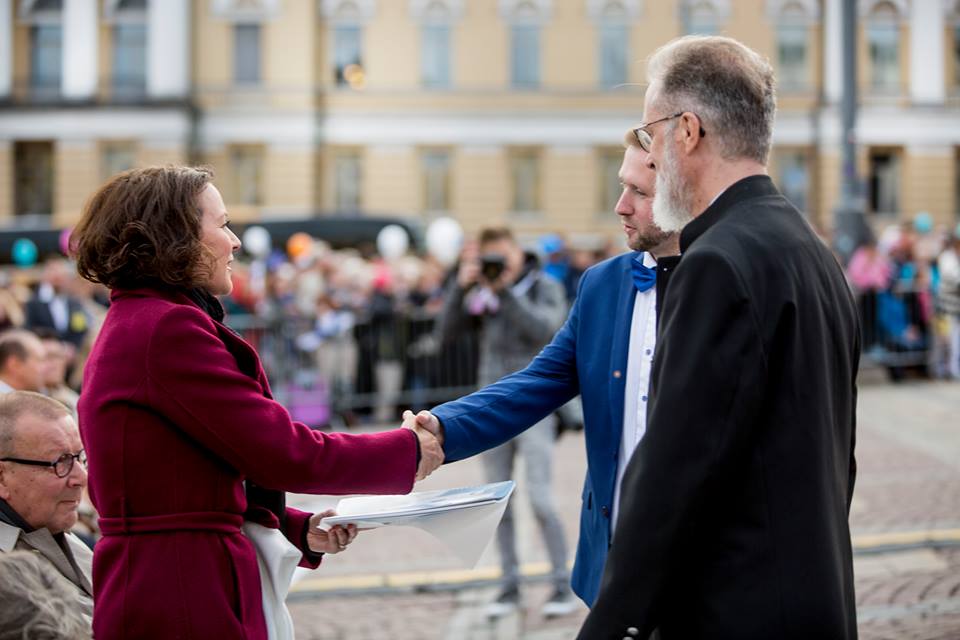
top-left (0, 391), bottom-right (72, 457)
top-left (646, 35), bottom-right (776, 164)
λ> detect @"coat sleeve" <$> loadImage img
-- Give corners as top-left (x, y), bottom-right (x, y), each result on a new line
top-left (145, 305), bottom-right (417, 495)
top-left (578, 248), bottom-right (767, 639)
top-left (497, 276), bottom-right (567, 345)
top-left (433, 279), bottom-right (469, 344)
top-left (433, 277), bottom-right (581, 462)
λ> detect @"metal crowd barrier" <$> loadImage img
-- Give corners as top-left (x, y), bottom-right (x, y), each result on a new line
top-left (856, 282), bottom-right (934, 374)
top-left (226, 310), bottom-right (481, 429)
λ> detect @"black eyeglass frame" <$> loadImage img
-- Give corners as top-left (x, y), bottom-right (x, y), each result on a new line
top-left (0, 452), bottom-right (86, 478)
top-left (632, 111), bottom-right (707, 152)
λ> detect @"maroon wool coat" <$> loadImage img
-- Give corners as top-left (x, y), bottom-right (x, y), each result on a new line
top-left (78, 288), bottom-right (417, 639)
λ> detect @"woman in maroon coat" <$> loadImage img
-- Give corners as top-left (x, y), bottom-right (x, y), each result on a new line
top-left (72, 166), bottom-right (441, 638)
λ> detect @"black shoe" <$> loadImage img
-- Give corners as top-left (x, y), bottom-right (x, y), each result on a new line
top-left (485, 586), bottom-right (520, 618)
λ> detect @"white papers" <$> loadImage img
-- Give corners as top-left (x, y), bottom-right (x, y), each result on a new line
top-left (318, 481), bottom-right (516, 567)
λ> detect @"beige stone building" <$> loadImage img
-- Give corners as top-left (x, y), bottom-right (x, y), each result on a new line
top-left (1, 0), bottom-right (959, 247)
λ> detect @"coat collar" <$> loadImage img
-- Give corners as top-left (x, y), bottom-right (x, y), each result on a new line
top-left (0, 519), bottom-right (19, 552)
top-left (679, 174), bottom-right (779, 253)
top-left (110, 286), bottom-right (198, 308)
top-left (111, 287), bottom-right (272, 397)
top-left (0, 520), bottom-right (93, 596)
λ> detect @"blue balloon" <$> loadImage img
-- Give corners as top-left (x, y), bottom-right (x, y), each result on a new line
top-left (11, 238), bottom-right (38, 267)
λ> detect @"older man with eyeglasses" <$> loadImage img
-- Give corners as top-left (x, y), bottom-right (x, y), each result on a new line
top-left (579, 35), bottom-right (859, 640)
top-left (0, 391), bottom-right (92, 622)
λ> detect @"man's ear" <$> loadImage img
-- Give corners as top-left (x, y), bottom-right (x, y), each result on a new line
top-left (679, 112), bottom-right (704, 154)
top-left (0, 464), bottom-right (11, 501)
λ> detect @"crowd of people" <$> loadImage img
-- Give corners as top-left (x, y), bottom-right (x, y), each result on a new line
top-left (846, 216), bottom-right (960, 380)
top-left (210, 231), bottom-right (614, 427)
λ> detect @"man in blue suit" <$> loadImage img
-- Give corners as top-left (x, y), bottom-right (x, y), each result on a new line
top-left (408, 137), bottom-right (680, 606)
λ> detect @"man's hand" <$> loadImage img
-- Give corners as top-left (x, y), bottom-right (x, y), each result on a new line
top-left (403, 410), bottom-right (444, 481)
top-left (457, 243), bottom-right (480, 289)
top-left (412, 410), bottom-right (444, 447)
top-left (307, 509), bottom-right (358, 554)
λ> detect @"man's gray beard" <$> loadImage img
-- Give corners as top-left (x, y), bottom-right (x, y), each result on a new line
top-left (652, 141), bottom-right (695, 233)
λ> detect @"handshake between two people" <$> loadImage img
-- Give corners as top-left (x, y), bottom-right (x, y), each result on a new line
top-left (306, 409), bottom-right (444, 555)
top-left (402, 409), bottom-right (445, 481)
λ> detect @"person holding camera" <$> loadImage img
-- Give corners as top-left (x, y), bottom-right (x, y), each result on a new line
top-left (435, 227), bottom-right (575, 618)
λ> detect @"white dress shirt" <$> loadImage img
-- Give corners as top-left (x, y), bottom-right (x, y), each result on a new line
top-left (612, 251), bottom-right (658, 528)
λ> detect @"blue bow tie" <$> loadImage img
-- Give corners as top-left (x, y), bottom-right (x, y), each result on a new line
top-left (631, 254), bottom-right (656, 293)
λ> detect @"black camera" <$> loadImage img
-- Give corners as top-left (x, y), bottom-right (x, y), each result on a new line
top-left (480, 254), bottom-right (506, 282)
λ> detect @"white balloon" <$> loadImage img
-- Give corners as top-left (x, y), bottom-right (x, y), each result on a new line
top-left (376, 224), bottom-right (409, 260)
top-left (242, 225), bottom-right (272, 258)
top-left (426, 217), bottom-right (464, 267)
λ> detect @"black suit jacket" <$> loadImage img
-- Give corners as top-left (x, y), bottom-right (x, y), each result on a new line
top-left (25, 295), bottom-right (89, 348)
top-left (578, 176), bottom-right (860, 640)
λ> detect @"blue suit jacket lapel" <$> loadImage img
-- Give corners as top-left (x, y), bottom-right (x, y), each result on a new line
top-left (607, 257), bottom-right (636, 455)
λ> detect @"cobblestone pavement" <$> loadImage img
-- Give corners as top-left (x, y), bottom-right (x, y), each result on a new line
top-left (288, 380), bottom-right (960, 639)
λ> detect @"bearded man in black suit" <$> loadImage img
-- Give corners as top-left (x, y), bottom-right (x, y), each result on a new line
top-left (578, 35), bottom-right (860, 640)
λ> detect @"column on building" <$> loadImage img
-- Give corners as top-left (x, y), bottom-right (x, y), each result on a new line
top-left (822, 0), bottom-right (842, 104)
top-left (0, 141), bottom-right (12, 221)
top-left (61, 0), bottom-right (98, 100)
top-left (148, 0), bottom-right (191, 99)
top-left (909, 1), bottom-right (945, 105)
top-left (0, 0), bottom-right (12, 99)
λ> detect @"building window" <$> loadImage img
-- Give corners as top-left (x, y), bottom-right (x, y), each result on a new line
top-left (14, 142), bottom-right (54, 218)
top-left (233, 24), bottom-right (261, 85)
top-left (334, 25), bottom-right (364, 88)
top-left (422, 150), bottom-right (451, 214)
top-left (599, 24), bottom-right (628, 89)
top-left (29, 25), bottom-right (61, 96)
top-left (775, 149), bottom-right (810, 215)
top-left (101, 142), bottom-right (136, 180)
top-left (868, 150), bottom-right (900, 216)
top-left (776, 25), bottom-right (808, 90)
top-left (421, 25), bottom-right (451, 88)
top-left (112, 24), bottom-right (147, 98)
top-left (598, 148), bottom-right (623, 215)
top-left (510, 150), bottom-right (540, 214)
top-left (334, 151), bottom-right (362, 211)
top-left (867, 24), bottom-right (899, 93)
top-left (510, 25), bottom-right (540, 89)
top-left (229, 145), bottom-right (264, 206)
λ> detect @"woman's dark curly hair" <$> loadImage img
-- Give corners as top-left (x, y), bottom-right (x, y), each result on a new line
top-left (73, 165), bottom-right (216, 290)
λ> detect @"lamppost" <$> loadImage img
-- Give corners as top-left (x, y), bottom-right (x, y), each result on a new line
top-left (832, 0), bottom-right (871, 262)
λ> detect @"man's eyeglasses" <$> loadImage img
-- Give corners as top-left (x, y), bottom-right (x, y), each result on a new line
top-left (632, 111), bottom-right (706, 153)
top-left (0, 451), bottom-right (86, 478)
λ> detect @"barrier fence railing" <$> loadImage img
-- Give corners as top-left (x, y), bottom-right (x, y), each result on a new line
top-left (226, 310), bottom-right (481, 429)
top-left (854, 282), bottom-right (936, 375)
top-left (226, 281), bottom-right (939, 422)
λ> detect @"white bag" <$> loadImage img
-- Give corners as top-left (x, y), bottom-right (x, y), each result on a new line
top-left (241, 521), bottom-right (302, 640)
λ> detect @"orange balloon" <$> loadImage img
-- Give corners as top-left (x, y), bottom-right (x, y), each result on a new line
top-left (286, 232), bottom-right (314, 259)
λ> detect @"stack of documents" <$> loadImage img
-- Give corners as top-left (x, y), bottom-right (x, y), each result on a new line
top-left (319, 481), bottom-right (516, 567)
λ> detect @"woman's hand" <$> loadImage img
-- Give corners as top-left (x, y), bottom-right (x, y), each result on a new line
top-left (307, 509), bottom-right (358, 554)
